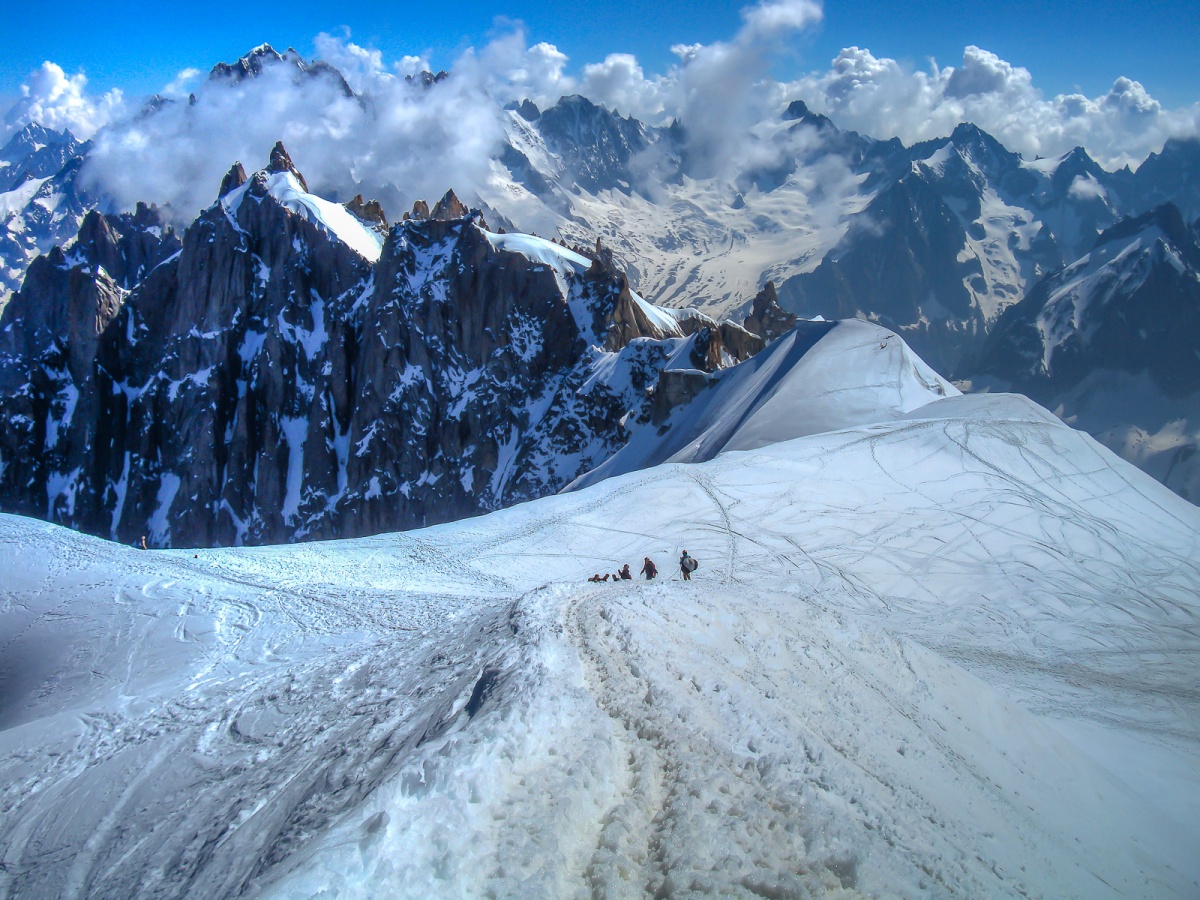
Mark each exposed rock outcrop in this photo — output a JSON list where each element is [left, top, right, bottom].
[[430, 189, 468, 221], [344, 194, 387, 227], [219, 162, 247, 197], [267, 141, 307, 191], [742, 281, 797, 342]]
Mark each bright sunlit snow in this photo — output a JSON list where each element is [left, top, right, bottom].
[[2, 356, 1197, 897]]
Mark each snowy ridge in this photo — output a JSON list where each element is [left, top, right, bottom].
[[1, 389, 1197, 897], [222, 172, 383, 262], [574, 318, 958, 488]]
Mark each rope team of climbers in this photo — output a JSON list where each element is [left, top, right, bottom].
[[587, 551, 698, 583]]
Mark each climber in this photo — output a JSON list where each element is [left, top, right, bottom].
[[640, 557, 658, 580], [680, 550, 698, 580]]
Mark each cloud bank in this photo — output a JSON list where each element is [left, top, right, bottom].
[[4, 0, 1197, 224], [4, 62, 124, 139], [784, 45, 1199, 170]]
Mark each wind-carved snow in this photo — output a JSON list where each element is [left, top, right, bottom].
[[1, 387, 1197, 898], [484, 231, 591, 272], [223, 172, 383, 262], [575, 318, 958, 489]]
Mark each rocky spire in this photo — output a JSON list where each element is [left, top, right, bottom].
[[267, 141, 308, 192], [218, 162, 247, 197], [430, 189, 468, 221], [742, 281, 796, 342], [344, 194, 387, 227]]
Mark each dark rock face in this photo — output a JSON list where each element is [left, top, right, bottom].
[[973, 204, 1200, 397], [0, 157, 745, 547], [1121, 137, 1200, 221], [344, 194, 387, 227], [968, 203, 1200, 502], [773, 122, 1127, 374], [776, 172, 986, 376], [268, 142, 308, 191], [526, 94, 666, 195], [0, 124, 86, 192], [218, 162, 248, 197], [430, 189, 468, 221]]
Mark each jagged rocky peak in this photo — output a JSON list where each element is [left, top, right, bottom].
[[743, 281, 797, 342], [344, 194, 387, 227], [267, 141, 308, 192], [782, 100, 835, 131], [74, 208, 120, 256], [405, 70, 449, 88], [218, 161, 248, 197], [508, 98, 541, 121], [1, 123, 74, 160], [430, 189, 468, 221], [1077, 202, 1191, 261], [208, 44, 355, 98], [209, 44, 287, 81]]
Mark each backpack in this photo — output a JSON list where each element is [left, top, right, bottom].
[[683, 556, 698, 572]]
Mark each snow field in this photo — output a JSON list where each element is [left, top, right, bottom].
[[2, 388, 1199, 898]]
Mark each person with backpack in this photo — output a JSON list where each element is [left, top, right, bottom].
[[680, 550, 698, 580], [619, 564, 632, 580], [640, 557, 658, 580]]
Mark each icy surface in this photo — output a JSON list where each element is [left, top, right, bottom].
[[1, 393, 1198, 898]]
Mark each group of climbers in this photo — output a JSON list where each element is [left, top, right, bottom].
[[587, 551, 698, 583]]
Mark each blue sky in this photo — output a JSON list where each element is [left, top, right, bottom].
[[2, 0, 1197, 110]]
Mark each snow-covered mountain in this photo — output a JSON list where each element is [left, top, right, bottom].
[[0, 124, 95, 301], [2, 45, 1200, 505], [968, 203, 1200, 502], [2, 370, 1197, 897], [0, 144, 773, 547]]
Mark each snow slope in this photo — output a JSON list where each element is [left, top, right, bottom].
[[1, 393, 1198, 897], [576, 318, 959, 489]]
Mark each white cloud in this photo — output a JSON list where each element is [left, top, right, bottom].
[[740, 0, 823, 41], [76, 35, 514, 223], [579, 54, 668, 121], [6, 13, 1199, 226], [4, 61, 123, 139], [161, 68, 201, 100], [787, 45, 1200, 168]]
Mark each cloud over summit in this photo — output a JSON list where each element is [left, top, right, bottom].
[[4, 1, 1197, 223]]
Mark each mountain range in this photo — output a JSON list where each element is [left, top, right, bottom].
[[1, 46, 1198, 898], [1, 43, 1198, 544]]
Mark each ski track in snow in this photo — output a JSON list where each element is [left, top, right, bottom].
[[2, 398, 1200, 898]]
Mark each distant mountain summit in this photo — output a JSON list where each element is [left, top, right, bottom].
[[970, 203, 1200, 500]]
